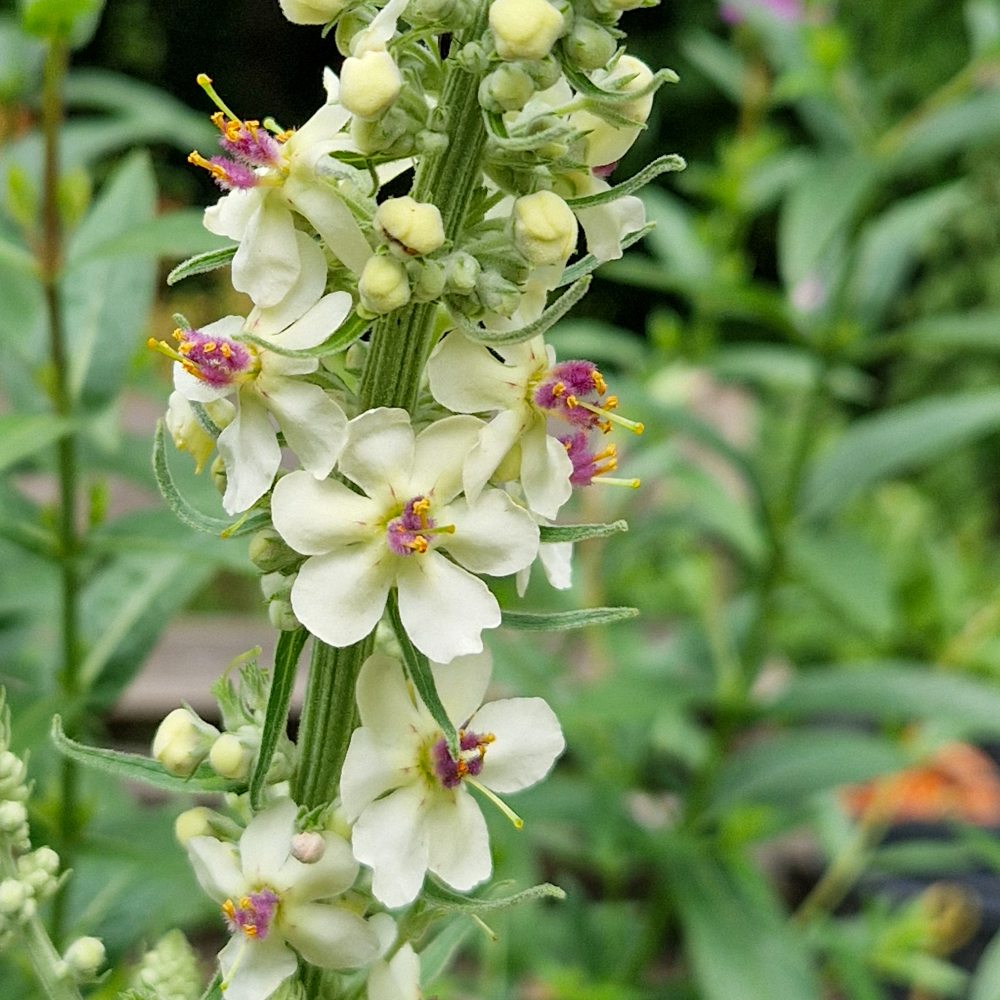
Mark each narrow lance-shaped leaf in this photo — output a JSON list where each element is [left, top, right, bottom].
[[557, 224, 654, 288], [387, 592, 459, 759], [249, 628, 308, 810], [51, 717, 238, 793], [502, 606, 639, 630], [423, 880, 566, 913], [539, 520, 628, 544], [563, 155, 686, 210], [167, 245, 238, 285], [237, 311, 371, 359]]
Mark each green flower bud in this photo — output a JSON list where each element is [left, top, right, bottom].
[[526, 53, 563, 89], [341, 50, 402, 119], [152, 708, 219, 778], [411, 260, 447, 301], [479, 64, 536, 112], [62, 937, 106, 980], [268, 598, 301, 632], [17, 847, 60, 900], [248, 528, 299, 573], [210, 455, 227, 496], [476, 270, 522, 316], [565, 19, 618, 70], [489, 0, 565, 60], [260, 570, 293, 602], [0, 879, 28, 917], [359, 255, 412, 314], [0, 750, 28, 800], [133, 930, 202, 1000], [513, 190, 578, 265], [376, 197, 446, 256], [445, 251, 481, 293], [0, 800, 28, 839]]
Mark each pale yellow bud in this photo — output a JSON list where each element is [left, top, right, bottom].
[[0, 879, 28, 916], [209, 733, 253, 781], [376, 197, 446, 256], [164, 392, 233, 475], [489, 0, 565, 60], [174, 807, 215, 846], [359, 255, 412, 314], [513, 190, 578, 265], [152, 708, 219, 778], [291, 831, 327, 864], [63, 937, 106, 979], [340, 50, 402, 119], [278, 0, 348, 24], [571, 55, 655, 167]]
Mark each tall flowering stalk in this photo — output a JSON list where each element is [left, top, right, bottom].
[[142, 0, 680, 997]]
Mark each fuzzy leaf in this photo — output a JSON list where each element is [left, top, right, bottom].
[[166, 245, 238, 285], [501, 606, 639, 630], [563, 155, 686, 210], [423, 880, 565, 913], [539, 520, 628, 543], [557, 223, 655, 288]]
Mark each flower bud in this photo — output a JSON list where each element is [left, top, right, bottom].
[[210, 455, 227, 496], [278, 0, 348, 24], [565, 19, 618, 70], [174, 807, 216, 846], [376, 197, 446, 257], [340, 50, 402, 119], [476, 270, 522, 316], [134, 930, 202, 999], [249, 528, 299, 573], [291, 831, 327, 864], [209, 733, 254, 781], [165, 392, 234, 475], [152, 708, 219, 778], [513, 190, 578, 265], [479, 64, 536, 112], [260, 571, 293, 602], [571, 55, 655, 167], [268, 598, 301, 632], [0, 800, 28, 835], [0, 879, 28, 916], [17, 847, 60, 899], [62, 937, 106, 979], [0, 750, 28, 799], [489, 0, 565, 60], [526, 53, 563, 90], [359, 255, 412, 314]]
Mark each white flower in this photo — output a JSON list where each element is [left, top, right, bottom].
[[187, 800, 379, 1000], [279, 0, 348, 24], [195, 70, 372, 306], [563, 170, 646, 262], [340, 651, 565, 907], [158, 233, 350, 514], [367, 913, 421, 1000], [270, 408, 540, 662]]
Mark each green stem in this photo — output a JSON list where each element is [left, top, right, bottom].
[[0, 848, 84, 1000], [39, 38, 80, 946]]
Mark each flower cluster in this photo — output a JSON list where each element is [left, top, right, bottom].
[[149, 0, 668, 995]]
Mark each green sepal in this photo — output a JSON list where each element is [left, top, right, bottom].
[[249, 628, 308, 810], [51, 716, 239, 793], [423, 879, 566, 913], [448, 276, 591, 347], [237, 311, 371, 359], [387, 592, 459, 759], [166, 245, 238, 285], [557, 224, 655, 288], [502, 606, 639, 630], [539, 519, 628, 543], [562, 59, 678, 105], [563, 154, 686, 210], [153, 421, 268, 539], [190, 401, 223, 439]]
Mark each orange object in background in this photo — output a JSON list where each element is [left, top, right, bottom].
[[842, 743, 1000, 826]]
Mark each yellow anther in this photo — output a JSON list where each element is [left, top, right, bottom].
[[565, 394, 578, 408], [592, 370, 607, 394], [188, 150, 229, 183], [605, 395, 618, 410], [220, 343, 233, 358], [408, 536, 429, 554], [412, 497, 431, 517], [222, 899, 236, 919]]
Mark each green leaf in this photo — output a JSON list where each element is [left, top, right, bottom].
[[78, 209, 231, 261], [778, 154, 879, 288], [849, 181, 968, 328], [641, 187, 714, 283], [556, 223, 655, 288], [562, 154, 686, 210], [419, 919, 474, 988], [539, 520, 628, 544], [801, 390, 1000, 518], [660, 838, 821, 1000], [167, 245, 238, 285], [449, 276, 591, 346], [423, 880, 565, 913], [63, 150, 157, 408], [387, 592, 459, 758], [249, 629, 308, 810], [501, 606, 639, 630], [51, 717, 237, 793], [0, 413, 72, 471], [680, 29, 746, 102], [20, 0, 102, 45], [895, 309, 1000, 354], [709, 730, 908, 812], [770, 662, 1000, 739], [789, 527, 895, 637], [237, 310, 371, 359]]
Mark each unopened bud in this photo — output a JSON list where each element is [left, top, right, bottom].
[[268, 598, 301, 632], [174, 807, 216, 846], [445, 252, 481, 293], [278, 0, 348, 24], [62, 937, 106, 979], [0, 879, 28, 916], [412, 260, 447, 301], [18, 847, 60, 898], [359, 255, 412, 314], [513, 190, 578, 265], [479, 64, 536, 112], [489, 0, 565, 60], [249, 528, 299, 573], [476, 271, 522, 316], [209, 733, 254, 781], [0, 801, 28, 835], [565, 20, 618, 70], [165, 393, 234, 475], [291, 831, 327, 864], [341, 50, 402, 119], [0, 750, 28, 798], [152, 707, 219, 778], [260, 571, 293, 602], [376, 197, 446, 257], [210, 455, 227, 496], [526, 53, 563, 90]]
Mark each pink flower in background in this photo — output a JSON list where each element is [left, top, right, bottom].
[[720, 0, 803, 24]]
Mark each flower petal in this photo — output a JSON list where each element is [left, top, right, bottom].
[[239, 799, 297, 884], [218, 392, 282, 514], [282, 902, 379, 969], [204, 188, 262, 241], [285, 175, 372, 275], [368, 943, 422, 1000], [425, 791, 491, 893], [275, 832, 359, 901], [245, 233, 327, 337], [396, 552, 500, 662], [232, 195, 301, 307], [411, 415, 483, 504], [351, 785, 430, 908], [442, 490, 540, 577], [473, 697, 565, 793], [430, 650, 492, 728], [355, 652, 423, 737], [290, 545, 394, 648], [339, 408, 414, 499], [519, 422, 573, 519], [272, 470, 379, 555], [272, 291, 353, 351], [173, 363, 232, 404], [340, 727, 413, 822], [218, 934, 297, 1000], [462, 408, 529, 504], [257, 376, 346, 479], [427, 331, 529, 413], [187, 836, 243, 903]]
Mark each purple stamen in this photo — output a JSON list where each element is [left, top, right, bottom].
[[431, 731, 493, 789], [222, 889, 280, 940], [176, 328, 256, 388], [561, 431, 617, 487], [533, 360, 609, 430], [386, 496, 434, 556]]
